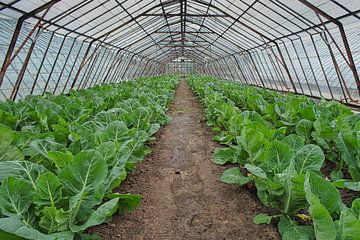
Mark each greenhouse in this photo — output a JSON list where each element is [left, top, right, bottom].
[[0, 0, 360, 239]]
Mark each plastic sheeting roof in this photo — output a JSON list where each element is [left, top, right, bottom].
[[0, 0, 360, 104], [1, 0, 358, 61]]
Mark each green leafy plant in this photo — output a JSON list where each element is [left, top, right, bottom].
[[188, 74, 360, 240], [0, 75, 180, 239]]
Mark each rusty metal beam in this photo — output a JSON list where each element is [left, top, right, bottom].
[[0, 0, 60, 87], [298, 0, 360, 95]]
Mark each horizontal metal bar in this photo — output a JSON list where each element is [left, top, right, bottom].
[[141, 13, 228, 17], [156, 31, 213, 34], [160, 44, 210, 47]]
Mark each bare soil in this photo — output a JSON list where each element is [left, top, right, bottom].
[[321, 160, 358, 206], [90, 77, 279, 239]]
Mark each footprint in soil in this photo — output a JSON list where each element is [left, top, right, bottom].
[[188, 212, 213, 234]]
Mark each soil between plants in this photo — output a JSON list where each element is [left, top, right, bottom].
[[90, 77, 279, 239]]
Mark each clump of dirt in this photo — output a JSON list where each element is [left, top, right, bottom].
[[89, 77, 279, 239]]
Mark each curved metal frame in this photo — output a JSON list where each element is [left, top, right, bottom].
[[0, 0, 359, 105]]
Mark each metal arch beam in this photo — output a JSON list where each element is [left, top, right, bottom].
[[146, 45, 209, 63], [124, 30, 230, 60], [160, 52, 204, 65], [109, 14, 244, 58], [298, 0, 360, 95], [149, 18, 244, 54], [70, 0, 181, 89], [167, 31, 235, 54], [154, 47, 211, 62], [114, 0, 171, 58], [94, 0, 180, 42], [0, 1, 161, 62], [107, 8, 246, 57], [151, 46, 206, 63], [0, 0, 60, 88], [137, 39, 217, 61], [208, 6, 360, 61], [142, 13, 228, 17], [107, 15, 167, 46], [191, 0, 297, 93], [159, 0, 178, 55], [201, 0, 258, 53], [130, 32, 222, 58]]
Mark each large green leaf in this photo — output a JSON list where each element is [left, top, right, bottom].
[[58, 150, 107, 222], [69, 198, 119, 232], [47, 151, 73, 170], [0, 161, 47, 190], [277, 166, 307, 214], [95, 141, 117, 164], [34, 172, 63, 209], [295, 144, 324, 174], [304, 172, 336, 240], [38, 207, 69, 234], [277, 215, 314, 240], [240, 127, 266, 163], [260, 140, 294, 173], [295, 119, 313, 141], [306, 171, 341, 214], [212, 146, 241, 165], [0, 123, 16, 147], [59, 150, 107, 195], [0, 144, 24, 161], [106, 193, 142, 214], [0, 217, 73, 240], [245, 164, 267, 179], [281, 134, 305, 152], [313, 117, 337, 142], [336, 207, 360, 240], [0, 177, 33, 219], [351, 198, 360, 218], [29, 138, 68, 159], [336, 133, 360, 181], [100, 120, 129, 143], [104, 141, 131, 192], [0, 123, 23, 161], [220, 167, 252, 185]]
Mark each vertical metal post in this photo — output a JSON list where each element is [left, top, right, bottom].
[[274, 42, 298, 93], [70, 43, 93, 90], [9, 35, 38, 100], [231, 55, 248, 84], [0, 0, 60, 87], [247, 52, 266, 88], [31, 32, 55, 94], [102, 50, 122, 84], [62, 41, 85, 94], [53, 38, 76, 94], [42, 35, 67, 95], [121, 54, 135, 80], [298, 0, 360, 95]]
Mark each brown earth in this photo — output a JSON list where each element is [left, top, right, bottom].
[[90, 77, 279, 240]]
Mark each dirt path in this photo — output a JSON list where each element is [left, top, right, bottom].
[[91, 77, 279, 239]]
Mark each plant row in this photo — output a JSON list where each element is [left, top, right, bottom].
[[187, 75, 360, 240], [0, 75, 179, 240], [209, 77, 360, 184]]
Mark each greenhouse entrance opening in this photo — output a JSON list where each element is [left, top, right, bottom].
[[165, 57, 198, 74]]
